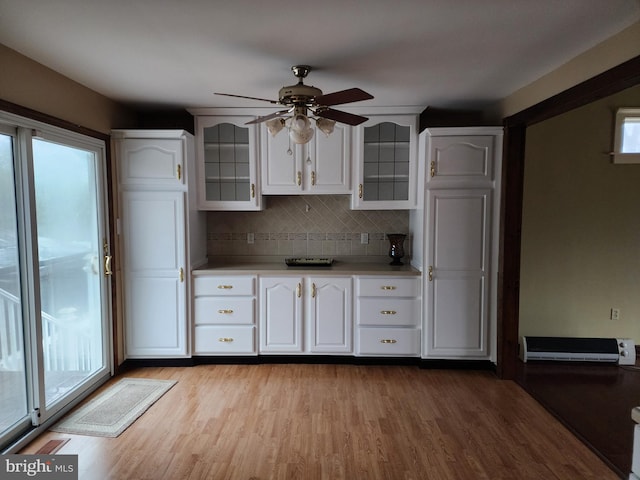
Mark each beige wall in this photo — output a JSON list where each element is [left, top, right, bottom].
[[497, 21, 640, 118], [519, 84, 640, 340], [0, 43, 135, 133]]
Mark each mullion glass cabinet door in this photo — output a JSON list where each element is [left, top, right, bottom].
[[196, 116, 262, 211], [353, 115, 417, 210]]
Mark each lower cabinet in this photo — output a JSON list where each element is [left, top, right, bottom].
[[191, 272, 422, 358], [355, 277, 421, 356], [193, 275, 257, 355], [259, 276, 352, 354]]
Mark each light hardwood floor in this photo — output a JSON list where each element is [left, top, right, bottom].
[[21, 364, 619, 479]]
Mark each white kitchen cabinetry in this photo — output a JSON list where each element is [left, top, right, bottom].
[[355, 276, 421, 356], [193, 115, 262, 211], [413, 127, 503, 360], [259, 276, 352, 354], [261, 122, 350, 194], [193, 275, 256, 355], [114, 130, 206, 358], [352, 115, 418, 209]]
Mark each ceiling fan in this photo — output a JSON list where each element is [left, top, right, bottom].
[[215, 65, 374, 144]]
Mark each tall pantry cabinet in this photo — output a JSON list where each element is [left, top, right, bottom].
[[113, 130, 206, 358], [411, 127, 503, 361]]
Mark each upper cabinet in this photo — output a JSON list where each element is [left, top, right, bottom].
[[116, 136, 185, 187], [194, 115, 263, 211], [261, 122, 351, 194], [426, 133, 496, 186], [352, 115, 418, 210]]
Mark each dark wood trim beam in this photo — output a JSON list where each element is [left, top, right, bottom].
[[497, 124, 526, 379], [505, 55, 640, 128]]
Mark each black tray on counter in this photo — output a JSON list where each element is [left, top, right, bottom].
[[285, 257, 334, 267]]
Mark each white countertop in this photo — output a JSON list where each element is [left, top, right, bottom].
[[192, 257, 421, 276]]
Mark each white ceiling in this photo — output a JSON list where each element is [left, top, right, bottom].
[[1, 0, 639, 114]]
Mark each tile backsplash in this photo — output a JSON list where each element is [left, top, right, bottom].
[[206, 195, 410, 259]]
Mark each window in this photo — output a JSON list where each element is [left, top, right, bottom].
[[612, 108, 640, 164]]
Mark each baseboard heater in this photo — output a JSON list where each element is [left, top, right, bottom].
[[519, 336, 636, 365]]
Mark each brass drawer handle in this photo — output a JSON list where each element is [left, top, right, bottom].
[[218, 309, 234, 314], [380, 339, 397, 344], [218, 337, 234, 343], [380, 310, 397, 315], [218, 285, 233, 289], [381, 286, 396, 290]]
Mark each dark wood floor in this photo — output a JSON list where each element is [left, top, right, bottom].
[[517, 360, 640, 478]]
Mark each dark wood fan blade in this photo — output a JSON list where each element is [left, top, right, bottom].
[[316, 108, 368, 126], [315, 88, 373, 106], [215, 92, 279, 104], [245, 109, 291, 124]]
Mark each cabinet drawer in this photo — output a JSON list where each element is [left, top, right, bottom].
[[357, 298, 420, 326], [193, 276, 255, 296], [194, 325, 255, 354], [357, 277, 420, 297], [194, 298, 255, 325], [356, 328, 420, 356]]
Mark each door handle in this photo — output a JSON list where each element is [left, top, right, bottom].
[[104, 255, 113, 276], [103, 239, 112, 276], [428, 266, 433, 282]]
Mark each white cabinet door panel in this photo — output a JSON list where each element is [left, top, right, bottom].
[[123, 191, 185, 272], [126, 276, 185, 354], [431, 276, 485, 354], [308, 277, 352, 353], [121, 190, 187, 357], [428, 135, 494, 184], [432, 194, 487, 271], [118, 138, 183, 185], [425, 189, 491, 358], [260, 277, 303, 353]]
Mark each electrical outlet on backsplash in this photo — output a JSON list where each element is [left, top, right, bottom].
[[205, 195, 411, 259]]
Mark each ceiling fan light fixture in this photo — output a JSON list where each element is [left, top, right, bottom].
[[289, 111, 315, 144], [266, 117, 285, 136], [316, 117, 336, 136]]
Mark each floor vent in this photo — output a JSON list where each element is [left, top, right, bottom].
[[519, 336, 636, 365]]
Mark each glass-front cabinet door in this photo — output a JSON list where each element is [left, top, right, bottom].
[[352, 115, 418, 210], [195, 116, 262, 211]]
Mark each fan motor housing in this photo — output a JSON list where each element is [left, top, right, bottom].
[[279, 84, 323, 106]]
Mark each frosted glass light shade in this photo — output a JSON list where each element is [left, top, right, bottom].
[[289, 113, 314, 144], [266, 118, 285, 137], [316, 117, 336, 136]]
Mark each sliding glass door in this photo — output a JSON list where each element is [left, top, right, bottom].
[[0, 128, 30, 445], [32, 137, 109, 408], [0, 115, 112, 449]]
